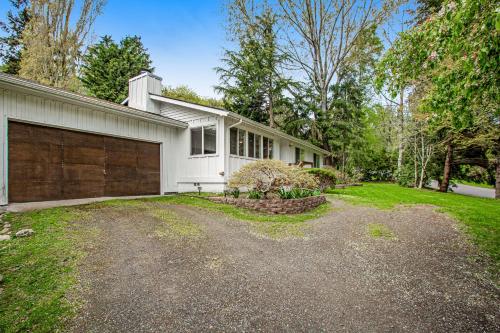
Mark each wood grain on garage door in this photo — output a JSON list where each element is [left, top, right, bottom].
[[8, 122, 64, 202], [8, 121, 161, 203]]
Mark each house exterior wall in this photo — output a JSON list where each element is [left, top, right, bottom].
[[161, 103, 226, 193], [0, 87, 181, 204]]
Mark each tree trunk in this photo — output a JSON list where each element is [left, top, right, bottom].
[[440, 142, 453, 192], [397, 89, 405, 176], [496, 156, 500, 199], [414, 135, 418, 187]]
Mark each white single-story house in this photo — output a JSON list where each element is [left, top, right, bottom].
[[0, 71, 328, 204]]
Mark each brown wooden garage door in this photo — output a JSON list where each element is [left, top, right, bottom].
[[8, 121, 161, 202]]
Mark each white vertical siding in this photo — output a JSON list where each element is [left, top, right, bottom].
[[0, 87, 180, 204], [175, 115, 226, 192]]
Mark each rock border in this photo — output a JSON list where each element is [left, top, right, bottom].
[[209, 195, 327, 215]]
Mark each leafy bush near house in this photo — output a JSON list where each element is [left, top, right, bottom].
[[248, 189, 264, 199], [228, 160, 319, 198], [278, 187, 321, 199], [229, 188, 240, 198], [303, 168, 337, 190]]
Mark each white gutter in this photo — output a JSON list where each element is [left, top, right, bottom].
[[150, 94, 229, 117], [0, 73, 188, 128], [227, 113, 330, 155], [227, 118, 243, 129]]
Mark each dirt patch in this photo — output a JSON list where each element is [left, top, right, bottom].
[[68, 199, 499, 332]]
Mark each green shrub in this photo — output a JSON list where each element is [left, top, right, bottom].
[[248, 190, 263, 199], [304, 168, 337, 190], [229, 188, 240, 198], [278, 187, 321, 199]]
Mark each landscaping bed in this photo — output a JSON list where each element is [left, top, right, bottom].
[[209, 195, 326, 214]]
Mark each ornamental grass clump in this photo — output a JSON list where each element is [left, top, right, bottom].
[[228, 160, 319, 198]]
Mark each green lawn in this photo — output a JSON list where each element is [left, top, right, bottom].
[[0, 208, 95, 333], [326, 183, 500, 270]]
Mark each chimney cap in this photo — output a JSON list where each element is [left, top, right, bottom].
[[129, 70, 163, 82]]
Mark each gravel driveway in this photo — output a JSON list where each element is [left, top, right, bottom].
[[69, 199, 499, 332]]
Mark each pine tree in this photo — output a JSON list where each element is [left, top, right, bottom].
[[0, 0, 30, 74], [215, 8, 289, 128], [80, 35, 153, 103]]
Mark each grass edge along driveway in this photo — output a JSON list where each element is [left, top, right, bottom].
[[326, 183, 500, 274], [0, 196, 330, 333]]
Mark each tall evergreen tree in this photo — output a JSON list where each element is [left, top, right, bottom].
[[80, 35, 153, 103], [215, 7, 289, 128], [0, 0, 30, 74]]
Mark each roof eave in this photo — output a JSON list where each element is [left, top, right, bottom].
[[227, 113, 330, 155], [150, 94, 229, 117], [0, 73, 188, 129]]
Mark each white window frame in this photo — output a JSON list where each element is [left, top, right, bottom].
[[230, 128, 262, 160], [190, 124, 217, 157], [263, 136, 274, 159]]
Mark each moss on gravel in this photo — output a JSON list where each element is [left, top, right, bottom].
[[367, 223, 396, 239], [151, 208, 203, 239]]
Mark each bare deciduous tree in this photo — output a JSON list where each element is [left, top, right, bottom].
[[278, 0, 399, 116], [19, 0, 105, 90]]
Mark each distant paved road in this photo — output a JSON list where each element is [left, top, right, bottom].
[[430, 180, 495, 199]]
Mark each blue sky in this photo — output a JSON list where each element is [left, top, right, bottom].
[[92, 0, 228, 97], [0, 0, 229, 97], [1, 0, 415, 99]]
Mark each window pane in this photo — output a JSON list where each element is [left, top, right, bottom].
[[268, 139, 273, 159], [295, 147, 301, 163], [230, 128, 237, 155], [255, 135, 261, 158], [300, 149, 305, 161], [248, 132, 254, 158], [313, 153, 319, 168], [190, 127, 202, 155], [204, 125, 216, 154], [238, 130, 246, 156], [263, 137, 269, 159]]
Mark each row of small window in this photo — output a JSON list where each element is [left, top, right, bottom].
[[230, 128, 273, 159]]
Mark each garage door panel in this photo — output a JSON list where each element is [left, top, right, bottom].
[[9, 181, 62, 202], [9, 121, 161, 202], [64, 147, 105, 165], [63, 130, 104, 148], [33, 126, 63, 145], [105, 166, 138, 181], [10, 161, 62, 180], [9, 142, 63, 164], [137, 153, 160, 170], [62, 180, 105, 199], [105, 180, 140, 196], [8, 122, 33, 141], [137, 143, 160, 170], [137, 169, 161, 182], [137, 181, 161, 194], [104, 137, 137, 152], [105, 151, 137, 167], [63, 164, 105, 181]]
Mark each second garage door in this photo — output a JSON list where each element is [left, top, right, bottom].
[[8, 121, 161, 203]]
